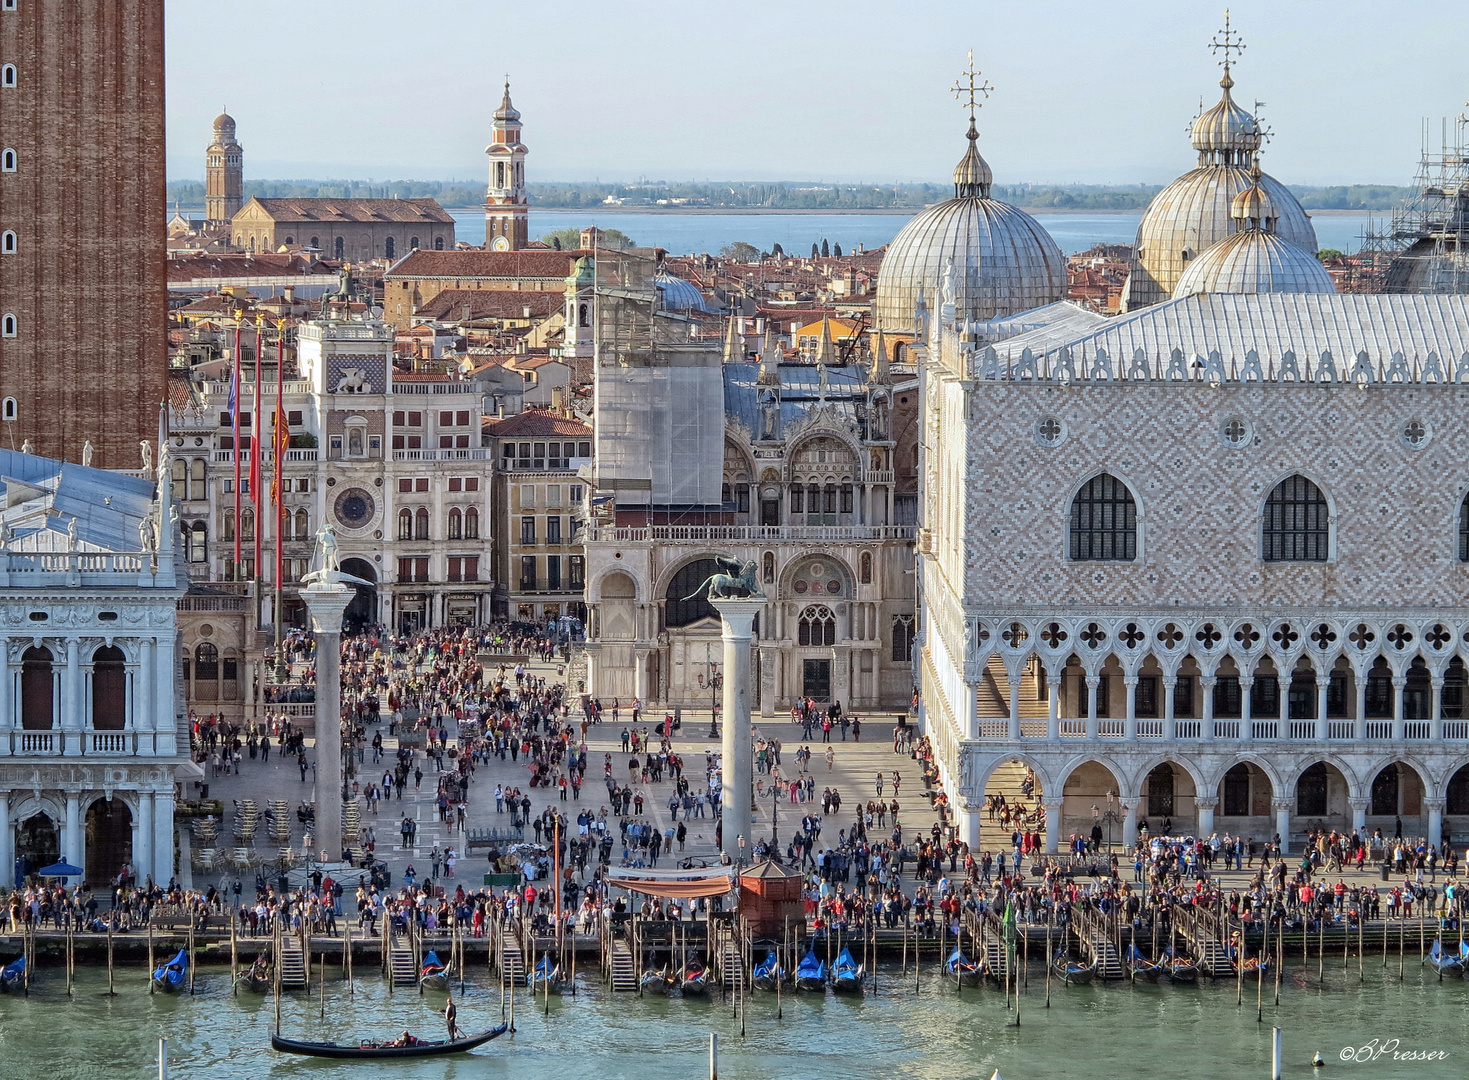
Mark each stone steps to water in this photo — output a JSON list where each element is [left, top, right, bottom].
[[278, 940, 306, 989], [610, 940, 638, 992], [387, 934, 417, 986]]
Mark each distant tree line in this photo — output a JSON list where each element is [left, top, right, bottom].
[[165, 178, 1418, 213]]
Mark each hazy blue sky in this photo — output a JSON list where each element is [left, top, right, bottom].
[[165, 0, 1468, 186]]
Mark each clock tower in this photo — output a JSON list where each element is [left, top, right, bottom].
[[484, 81, 529, 251]]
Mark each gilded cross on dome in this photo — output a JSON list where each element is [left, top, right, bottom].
[[1209, 11, 1246, 83], [951, 50, 992, 121]]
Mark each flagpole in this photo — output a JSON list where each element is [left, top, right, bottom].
[[252, 316, 265, 685], [231, 318, 242, 575], [273, 319, 287, 684]]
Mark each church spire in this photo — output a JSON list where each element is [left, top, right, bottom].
[[950, 50, 994, 198], [485, 77, 528, 251]]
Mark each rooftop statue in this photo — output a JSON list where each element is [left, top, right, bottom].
[[684, 556, 762, 601]]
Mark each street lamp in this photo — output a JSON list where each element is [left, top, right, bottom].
[[1096, 789, 1123, 850], [737, 833, 746, 870], [700, 641, 721, 739], [770, 781, 780, 855]]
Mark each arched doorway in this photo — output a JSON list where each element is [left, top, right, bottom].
[[1059, 760, 1123, 850], [1217, 761, 1273, 823], [981, 758, 1045, 851], [85, 797, 133, 884], [1142, 762, 1198, 836], [15, 812, 58, 881], [665, 558, 720, 628], [1293, 761, 1351, 833], [1368, 762, 1424, 832], [340, 558, 377, 633]]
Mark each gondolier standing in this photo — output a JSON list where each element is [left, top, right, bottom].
[[444, 997, 459, 1041]]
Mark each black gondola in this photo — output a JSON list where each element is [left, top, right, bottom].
[[270, 1024, 508, 1059], [1124, 944, 1163, 983]]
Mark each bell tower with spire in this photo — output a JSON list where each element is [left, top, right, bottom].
[[484, 80, 529, 251], [205, 109, 244, 229]]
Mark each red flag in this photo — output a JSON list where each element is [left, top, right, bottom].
[[272, 321, 288, 594], [231, 320, 242, 573], [251, 317, 263, 576]]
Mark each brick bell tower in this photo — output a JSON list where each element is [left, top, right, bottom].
[[484, 80, 528, 251], [205, 110, 244, 229]]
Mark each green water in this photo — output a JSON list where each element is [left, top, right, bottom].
[[1, 962, 1464, 1080]]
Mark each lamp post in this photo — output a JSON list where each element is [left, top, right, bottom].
[[737, 834, 746, 871], [770, 781, 779, 853], [1098, 790, 1123, 851], [700, 641, 722, 739]]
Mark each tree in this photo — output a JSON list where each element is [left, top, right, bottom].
[[772, 242, 784, 258], [1317, 248, 1346, 262], [811, 243, 819, 259], [719, 241, 760, 262], [820, 238, 830, 257], [539, 226, 637, 251], [832, 242, 843, 257]]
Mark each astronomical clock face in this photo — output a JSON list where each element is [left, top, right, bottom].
[[333, 487, 375, 530], [491, 235, 511, 252]]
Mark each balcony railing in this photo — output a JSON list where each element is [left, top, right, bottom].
[[14, 732, 56, 755], [586, 524, 916, 544], [392, 449, 489, 461], [7, 730, 158, 755], [973, 716, 1469, 742]]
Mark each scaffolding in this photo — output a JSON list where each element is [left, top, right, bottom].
[[1371, 115, 1469, 294]]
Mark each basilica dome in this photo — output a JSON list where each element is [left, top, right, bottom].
[[875, 120, 1066, 333], [1173, 171, 1335, 298], [654, 270, 708, 313], [1120, 62, 1315, 311]]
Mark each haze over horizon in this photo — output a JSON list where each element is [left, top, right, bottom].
[[166, 0, 1468, 188]]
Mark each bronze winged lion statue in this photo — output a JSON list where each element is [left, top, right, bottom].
[[684, 556, 761, 601]]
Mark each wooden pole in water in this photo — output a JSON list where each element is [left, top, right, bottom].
[[1317, 910, 1323, 985], [346, 915, 354, 997], [1045, 902, 1052, 1007], [1256, 914, 1265, 1022], [1273, 918, 1281, 1006], [1358, 903, 1364, 982], [273, 924, 282, 1036], [1398, 906, 1405, 980], [1236, 918, 1244, 1005], [66, 919, 73, 997], [230, 914, 238, 994], [1382, 896, 1388, 967], [107, 918, 116, 996], [319, 950, 325, 1019], [148, 922, 155, 995], [189, 917, 197, 996]]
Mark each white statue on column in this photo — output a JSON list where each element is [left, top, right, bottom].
[[301, 522, 371, 587]]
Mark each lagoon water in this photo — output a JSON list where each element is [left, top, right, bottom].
[[450, 209, 1378, 260], [2, 962, 1462, 1080]]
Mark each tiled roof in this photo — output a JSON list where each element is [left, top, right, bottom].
[[385, 249, 588, 280], [244, 197, 454, 224], [415, 289, 563, 321], [168, 254, 331, 282], [482, 409, 592, 438]]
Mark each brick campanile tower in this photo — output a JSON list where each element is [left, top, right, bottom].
[[205, 111, 244, 230], [0, 0, 167, 469]]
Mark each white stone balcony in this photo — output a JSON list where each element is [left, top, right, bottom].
[[586, 524, 916, 544], [5, 729, 174, 756]]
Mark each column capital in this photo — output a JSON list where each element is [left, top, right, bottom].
[[1391, 675, 1408, 689], [1199, 675, 1217, 688], [1421, 799, 1445, 814], [1195, 796, 1219, 811], [1085, 674, 1100, 687], [1348, 797, 1370, 811], [1123, 675, 1139, 687], [300, 582, 354, 634], [1271, 800, 1293, 814], [1162, 675, 1178, 688]]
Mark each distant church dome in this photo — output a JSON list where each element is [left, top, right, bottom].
[[875, 111, 1065, 333], [1173, 167, 1335, 298], [654, 271, 708, 313], [213, 111, 236, 134], [1120, 19, 1316, 310]]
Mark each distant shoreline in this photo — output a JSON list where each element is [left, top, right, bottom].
[[170, 205, 1376, 218]]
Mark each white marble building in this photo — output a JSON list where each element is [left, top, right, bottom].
[[915, 291, 1469, 854], [0, 447, 186, 887]]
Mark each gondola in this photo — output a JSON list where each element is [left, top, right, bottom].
[[0, 956, 24, 993], [831, 948, 865, 995], [235, 955, 272, 993], [153, 948, 188, 993], [680, 959, 710, 996], [795, 949, 827, 992], [1124, 944, 1163, 983], [640, 966, 676, 995], [531, 954, 566, 994], [1164, 947, 1199, 984], [420, 950, 448, 991], [1052, 951, 1096, 985], [1424, 939, 1464, 977], [752, 950, 785, 991], [1460, 939, 1469, 975], [270, 1024, 507, 1059], [945, 947, 983, 987]]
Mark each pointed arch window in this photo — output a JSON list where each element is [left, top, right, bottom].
[[1069, 473, 1137, 561], [1263, 475, 1328, 562], [798, 605, 837, 647]]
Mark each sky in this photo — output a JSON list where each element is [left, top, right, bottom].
[[165, 0, 1469, 187]]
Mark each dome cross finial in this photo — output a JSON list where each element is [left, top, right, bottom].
[[951, 50, 993, 128], [1209, 11, 1246, 89]]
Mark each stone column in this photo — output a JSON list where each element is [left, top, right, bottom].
[[1046, 677, 1060, 741], [1391, 676, 1406, 740], [1430, 677, 1444, 741], [1239, 677, 1254, 742], [0, 638, 10, 757], [1425, 800, 1445, 849], [64, 638, 82, 754], [1007, 667, 1021, 739], [1121, 798, 1139, 849], [961, 802, 982, 850], [1085, 675, 1099, 739], [758, 647, 775, 719], [712, 597, 765, 866], [633, 648, 650, 703], [1043, 798, 1064, 854], [1273, 800, 1291, 856], [1200, 676, 1216, 741], [0, 795, 8, 888], [64, 789, 81, 868], [1315, 675, 1331, 740], [153, 789, 176, 885], [136, 791, 154, 883], [962, 681, 979, 740], [1197, 796, 1217, 839], [1162, 676, 1177, 741], [1123, 676, 1138, 739], [1349, 797, 1368, 834], [1354, 672, 1368, 740], [302, 582, 353, 865]]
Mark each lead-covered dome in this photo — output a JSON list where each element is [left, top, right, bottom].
[[1189, 72, 1260, 161], [876, 119, 1065, 333], [1173, 166, 1334, 298], [654, 270, 708, 313]]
